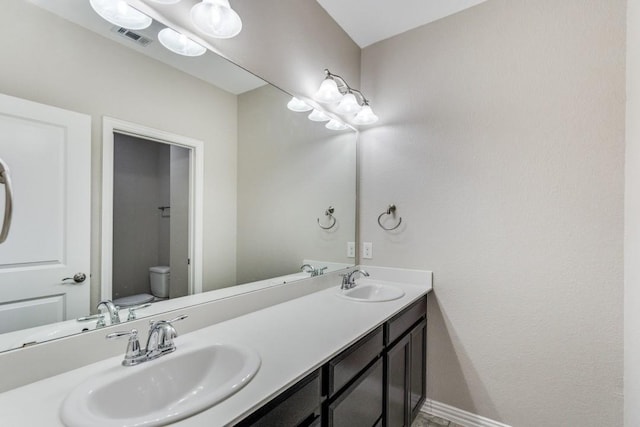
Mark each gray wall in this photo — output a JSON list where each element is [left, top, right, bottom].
[[359, 1, 625, 425], [113, 134, 168, 298], [236, 85, 356, 284], [0, 0, 239, 309], [625, 0, 640, 425]]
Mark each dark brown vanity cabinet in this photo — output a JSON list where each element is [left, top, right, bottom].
[[385, 299, 427, 427], [235, 296, 427, 427], [236, 370, 323, 427]]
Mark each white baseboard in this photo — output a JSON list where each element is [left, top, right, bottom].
[[421, 399, 512, 427]]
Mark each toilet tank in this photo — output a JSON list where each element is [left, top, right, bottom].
[[149, 266, 170, 298]]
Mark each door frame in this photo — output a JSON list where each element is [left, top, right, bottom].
[[100, 117, 204, 300]]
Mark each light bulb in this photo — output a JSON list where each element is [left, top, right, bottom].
[[353, 105, 379, 125], [308, 109, 330, 122], [191, 0, 242, 39], [335, 93, 362, 114], [326, 119, 348, 131], [158, 28, 206, 56], [287, 97, 313, 112], [89, 0, 152, 30], [314, 78, 343, 103]]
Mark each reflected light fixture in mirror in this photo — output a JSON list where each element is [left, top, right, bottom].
[[287, 97, 313, 112], [326, 119, 348, 131], [308, 109, 330, 122], [191, 0, 243, 39], [89, 0, 152, 30], [158, 28, 207, 56]]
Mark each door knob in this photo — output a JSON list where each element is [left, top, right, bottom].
[[62, 273, 87, 283]]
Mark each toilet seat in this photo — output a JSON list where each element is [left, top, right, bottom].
[[113, 293, 154, 308]]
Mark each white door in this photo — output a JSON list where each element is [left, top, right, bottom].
[[0, 93, 91, 334]]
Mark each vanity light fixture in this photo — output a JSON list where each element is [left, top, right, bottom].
[[325, 119, 348, 131], [353, 103, 379, 125], [191, 0, 243, 39], [89, 0, 152, 30], [287, 97, 313, 112], [308, 109, 331, 122], [314, 78, 343, 103], [335, 92, 362, 115], [158, 28, 207, 56], [315, 69, 379, 125]]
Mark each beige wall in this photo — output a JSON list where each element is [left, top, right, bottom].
[[236, 85, 356, 284], [626, 0, 640, 425], [0, 1, 239, 309], [360, 0, 625, 425]]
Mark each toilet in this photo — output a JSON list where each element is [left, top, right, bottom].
[[113, 266, 170, 308]]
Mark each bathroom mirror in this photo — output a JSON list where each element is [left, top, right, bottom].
[[0, 0, 356, 352]]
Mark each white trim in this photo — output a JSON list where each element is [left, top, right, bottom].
[[422, 400, 512, 427], [100, 117, 204, 301]]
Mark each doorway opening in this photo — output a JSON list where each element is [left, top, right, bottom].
[[101, 118, 203, 307]]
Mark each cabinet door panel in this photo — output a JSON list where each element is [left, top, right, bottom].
[[328, 358, 383, 427], [410, 320, 427, 421], [386, 334, 411, 427]]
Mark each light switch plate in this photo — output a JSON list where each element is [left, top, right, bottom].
[[362, 242, 373, 259], [347, 242, 355, 258]]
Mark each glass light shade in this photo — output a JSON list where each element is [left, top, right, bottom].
[[149, 0, 181, 3], [89, 0, 152, 30], [314, 78, 343, 103], [308, 109, 330, 122], [325, 119, 348, 131], [158, 28, 206, 56], [335, 93, 362, 114], [190, 0, 242, 39], [287, 97, 313, 112], [353, 105, 379, 125]]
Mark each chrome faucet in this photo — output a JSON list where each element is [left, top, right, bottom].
[[107, 315, 188, 366], [97, 300, 120, 325], [145, 315, 188, 360], [301, 264, 316, 275], [301, 264, 329, 277], [341, 269, 370, 290]]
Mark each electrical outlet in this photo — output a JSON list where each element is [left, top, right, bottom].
[[363, 242, 373, 259], [347, 242, 355, 258]]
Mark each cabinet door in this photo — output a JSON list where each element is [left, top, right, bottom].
[[385, 334, 411, 427], [409, 320, 427, 422], [327, 358, 383, 427]]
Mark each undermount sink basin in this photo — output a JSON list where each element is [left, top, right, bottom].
[[60, 343, 261, 427], [338, 281, 405, 302]]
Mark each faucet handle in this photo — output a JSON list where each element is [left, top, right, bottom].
[[127, 303, 152, 321], [106, 329, 143, 366], [318, 267, 328, 275]]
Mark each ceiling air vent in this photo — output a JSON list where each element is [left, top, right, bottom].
[[111, 26, 153, 47]]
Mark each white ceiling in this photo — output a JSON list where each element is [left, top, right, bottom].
[[316, 0, 489, 48]]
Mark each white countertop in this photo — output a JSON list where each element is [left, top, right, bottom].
[[0, 275, 431, 426]]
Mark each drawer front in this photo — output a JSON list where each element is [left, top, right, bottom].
[[385, 297, 426, 345], [238, 370, 321, 427], [327, 326, 384, 396], [327, 358, 384, 427]]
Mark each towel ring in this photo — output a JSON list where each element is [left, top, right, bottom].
[[317, 206, 337, 230], [377, 204, 402, 231]]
